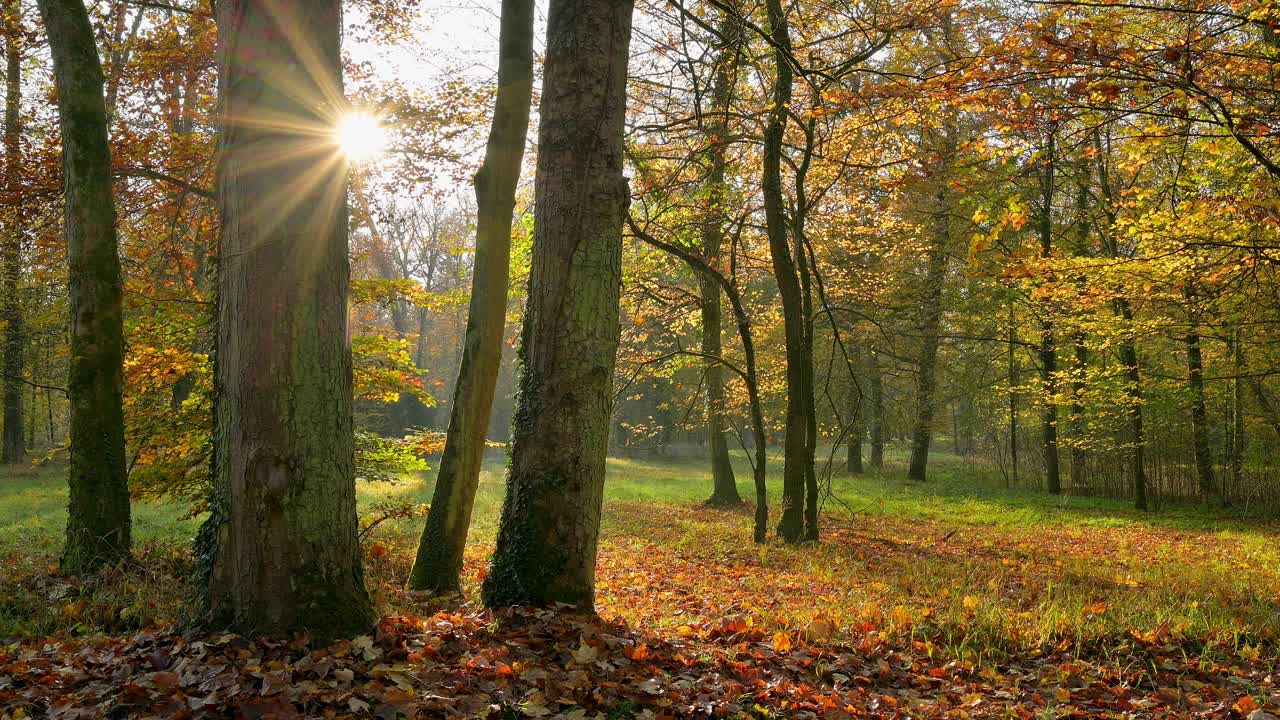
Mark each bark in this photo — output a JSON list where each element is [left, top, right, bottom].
[[409, 0, 534, 593], [629, 222, 769, 542], [847, 377, 863, 474], [868, 346, 884, 469], [1184, 311, 1220, 503], [906, 197, 948, 481], [1069, 332, 1087, 490], [481, 0, 633, 610], [202, 0, 373, 641], [1230, 330, 1244, 490], [1008, 302, 1019, 486], [701, 7, 742, 506], [761, 0, 813, 542], [2, 0, 23, 463], [38, 0, 131, 573], [1095, 130, 1147, 509], [1038, 128, 1061, 496]]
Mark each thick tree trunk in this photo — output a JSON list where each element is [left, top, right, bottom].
[[2, 0, 24, 464], [408, 0, 534, 594], [202, 0, 373, 641], [481, 0, 633, 610], [38, 0, 131, 573]]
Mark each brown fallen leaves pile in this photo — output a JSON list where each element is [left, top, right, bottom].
[[1, 601, 1276, 719]]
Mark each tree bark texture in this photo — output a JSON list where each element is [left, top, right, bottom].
[[2, 0, 24, 464], [37, 0, 131, 573], [481, 0, 634, 610], [203, 0, 373, 640]]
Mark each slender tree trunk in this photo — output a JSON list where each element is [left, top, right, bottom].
[[761, 0, 813, 542], [481, 0, 634, 610], [1095, 129, 1146, 509], [1, 0, 23, 464], [699, 6, 741, 506], [906, 199, 948, 481], [1230, 329, 1244, 492], [869, 345, 884, 469], [1038, 127, 1061, 496], [1008, 301, 1019, 486], [201, 0, 373, 641], [1184, 309, 1220, 503], [847, 377, 863, 474], [408, 0, 534, 593], [1069, 332, 1087, 490], [38, 0, 131, 572]]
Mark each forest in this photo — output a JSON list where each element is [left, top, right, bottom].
[[1, 0, 1279, 717]]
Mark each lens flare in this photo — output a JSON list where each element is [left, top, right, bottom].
[[335, 111, 389, 164]]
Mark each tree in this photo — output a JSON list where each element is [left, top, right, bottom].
[[409, 0, 535, 594], [37, 0, 131, 572], [699, 5, 743, 507], [481, 0, 634, 610], [200, 0, 373, 640], [1, 0, 23, 464]]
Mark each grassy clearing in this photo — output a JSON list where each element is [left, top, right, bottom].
[[2, 445, 1278, 670]]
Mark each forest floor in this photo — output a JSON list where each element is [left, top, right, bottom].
[[1, 449, 1278, 718]]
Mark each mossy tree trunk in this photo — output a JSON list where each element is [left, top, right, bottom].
[[1038, 127, 1061, 496], [868, 346, 884, 469], [202, 0, 373, 641], [1184, 304, 1221, 504], [906, 196, 949, 482], [2, 0, 24, 464], [38, 0, 131, 573], [481, 0, 634, 610], [409, 0, 534, 594]]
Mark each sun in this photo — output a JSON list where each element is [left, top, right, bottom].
[[335, 111, 389, 164]]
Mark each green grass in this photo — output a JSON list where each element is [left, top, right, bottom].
[[3, 444, 1278, 666]]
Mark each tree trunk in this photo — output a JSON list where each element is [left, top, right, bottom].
[[1069, 332, 1087, 490], [1230, 330, 1244, 492], [38, 0, 131, 573], [201, 0, 373, 641], [2, 0, 23, 464], [1184, 314, 1220, 503], [700, 6, 741, 506], [408, 0, 534, 594], [761, 0, 813, 543], [1038, 127, 1061, 496], [906, 199, 948, 482], [1095, 129, 1147, 509], [869, 345, 884, 469], [481, 0, 633, 610], [847, 378, 863, 474], [1008, 302, 1019, 486]]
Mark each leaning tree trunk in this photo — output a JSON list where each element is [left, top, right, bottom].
[[38, 0, 131, 573], [201, 0, 373, 641], [700, 5, 742, 506], [2, 0, 24, 464], [408, 0, 534, 594], [481, 0, 634, 610]]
